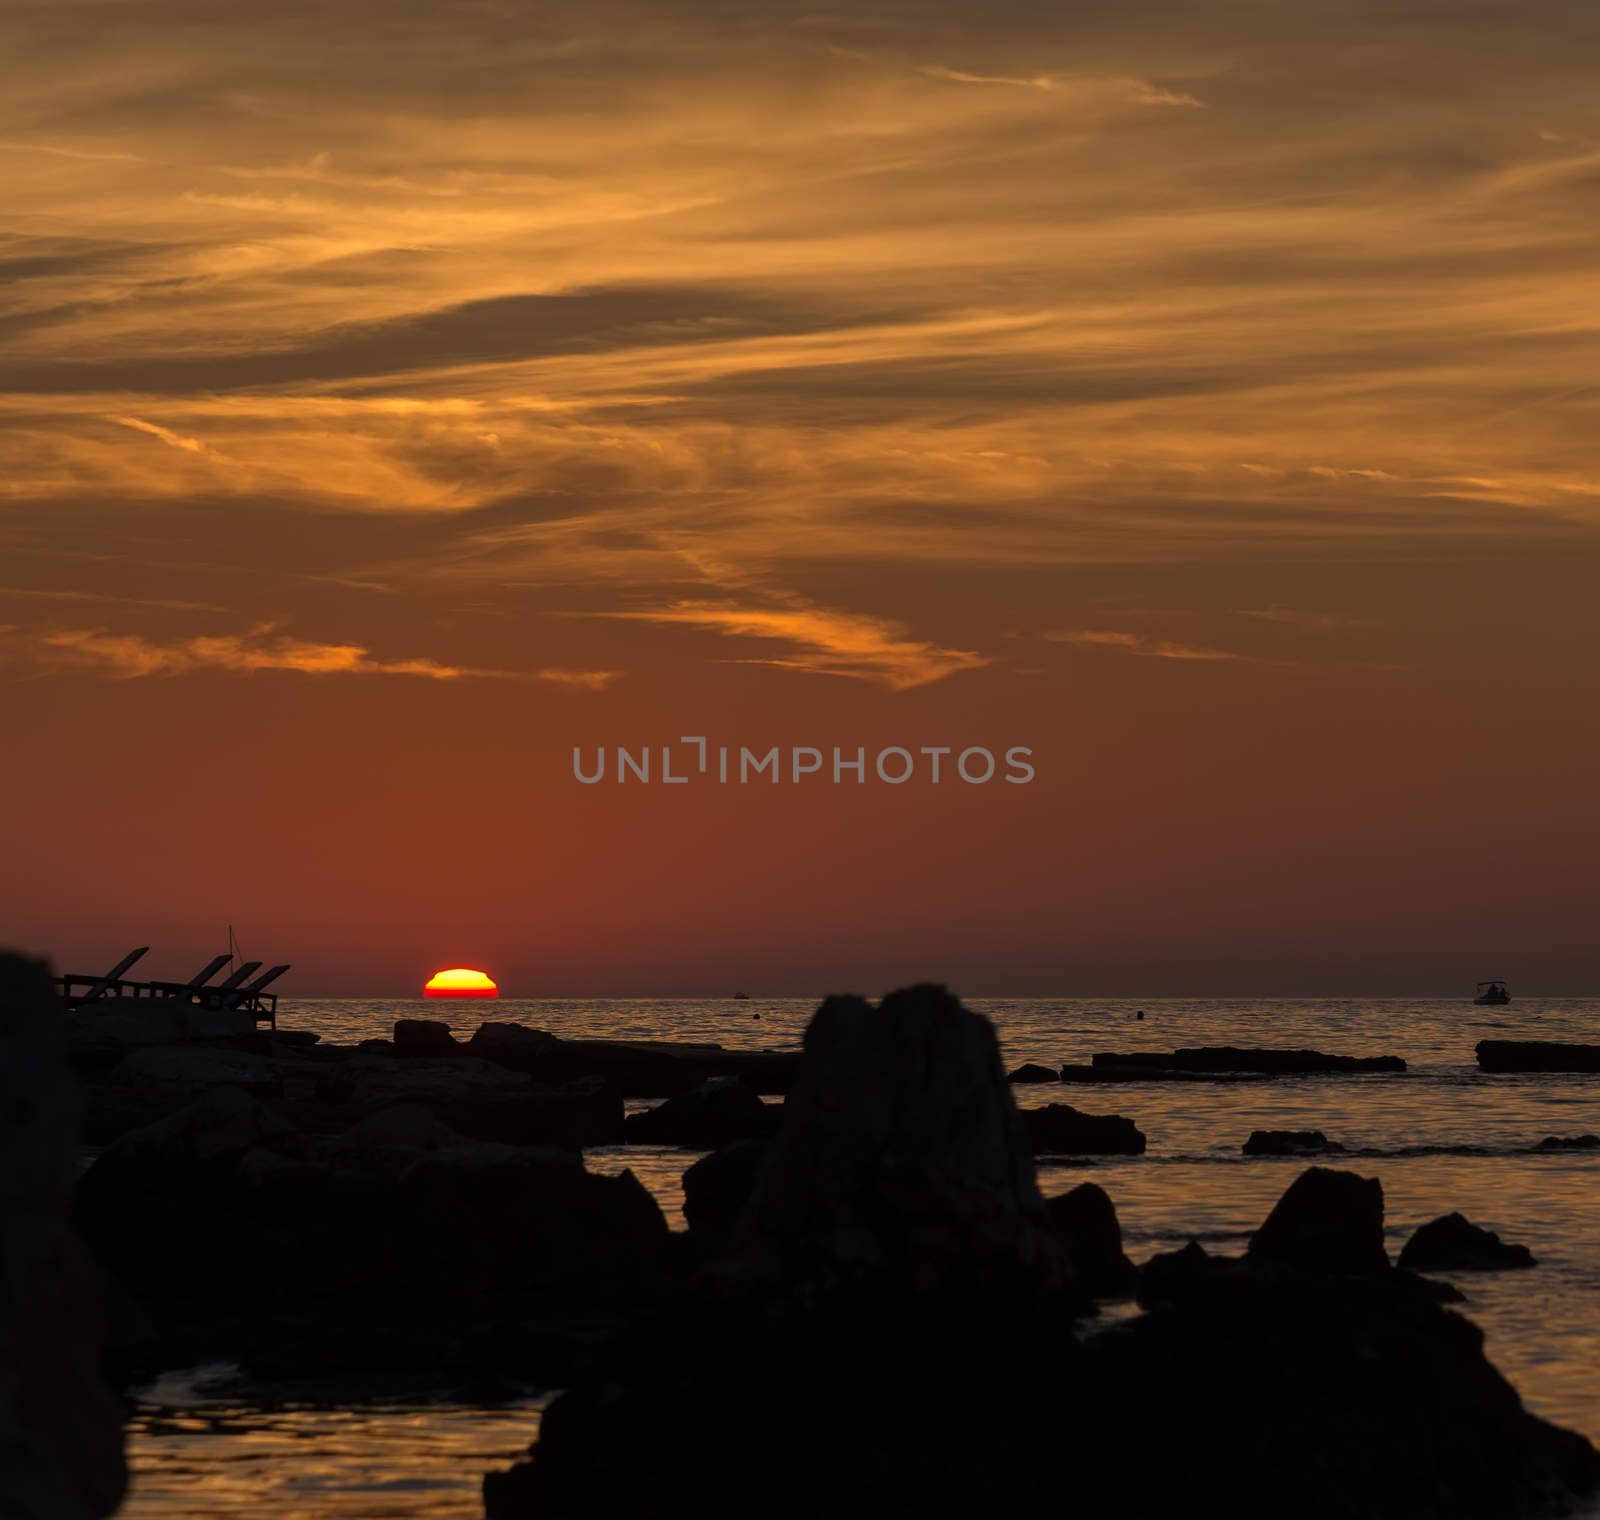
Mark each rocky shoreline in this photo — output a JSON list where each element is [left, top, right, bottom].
[[7, 957, 1599, 1519]]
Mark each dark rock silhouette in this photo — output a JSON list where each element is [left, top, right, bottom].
[[468, 1025, 800, 1095], [1060, 1062, 1273, 1084], [1137, 1238, 1245, 1308], [623, 1075, 779, 1148], [1477, 1040, 1600, 1073], [60, 1000, 256, 1060], [485, 984, 1074, 1518], [1537, 1133, 1600, 1151], [1, 952, 127, 1518], [394, 1017, 460, 1055], [486, 997, 1598, 1520], [468, 1023, 559, 1063], [1400, 1213, 1536, 1272], [1045, 1182, 1137, 1297], [681, 1138, 772, 1246], [1085, 1257, 1595, 1519], [1093, 1045, 1405, 1074], [75, 1078, 669, 1378], [335, 1051, 532, 1111], [434, 1077, 625, 1149], [728, 985, 1065, 1284], [1007, 1061, 1060, 1083], [1243, 1128, 1345, 1156], [1248, 1166, 1389, 1274], [1021, 1102, 1146, 1155]]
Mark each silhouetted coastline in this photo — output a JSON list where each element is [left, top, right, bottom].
[[8, 953, 1600, 1518]]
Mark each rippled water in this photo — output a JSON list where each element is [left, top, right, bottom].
[[124, 995, 1600, 1517]]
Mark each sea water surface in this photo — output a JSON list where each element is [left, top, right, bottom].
[[123, 996, 1600, 1518]]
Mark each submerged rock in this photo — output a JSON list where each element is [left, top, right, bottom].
[[1021, 1102, 1146, 1155], [1242, 1128, 1345, 1156], [1092, 1045, 1405, 1075], [1045, 1182, 1137, 1297], [1399, 1213, 1536, 1272], [1059, 1063, 1272, 1084], [623, 1076, 779, 1148], [1248, 1166, 1388, 1275], [1007, 1062, 1060, 1083], [1477, 1040, 1600, 1073]]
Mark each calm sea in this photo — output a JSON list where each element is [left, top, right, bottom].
[[124, 996, 1600, 1519]]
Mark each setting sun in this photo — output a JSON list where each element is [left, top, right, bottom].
[[423, 967, 498, 999]]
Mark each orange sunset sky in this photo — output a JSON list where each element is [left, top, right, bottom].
[[3, 0, 1599, 995]]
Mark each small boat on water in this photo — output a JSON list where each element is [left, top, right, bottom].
[[732, 991, 750, 1000], [1474, 980, 1510, 1006]]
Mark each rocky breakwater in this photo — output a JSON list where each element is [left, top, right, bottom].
[[466, 1022, 801, 1096], [64, 1003, 802, 1148], [73, 1077, 671, 1383], [1, 952, 127, 1520], [486, 991, 1598, 1520]]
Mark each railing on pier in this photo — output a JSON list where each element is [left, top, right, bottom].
[[52, 949, 287, 1027]]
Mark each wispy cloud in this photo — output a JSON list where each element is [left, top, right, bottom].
[[19, 625, 619, 687], [0, 140, 146, 163], [601, 599, 986, 689], [1043, 629, 1267, 664], [917, 65, 1204, 107], [0, 586, 227, 613], [1233, 607, 1375, 632], [109, 416, 208, 454]]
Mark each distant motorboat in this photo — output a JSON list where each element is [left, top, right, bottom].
[[1474, 980, 1510, 1006], [732, 991, 750, 1000]]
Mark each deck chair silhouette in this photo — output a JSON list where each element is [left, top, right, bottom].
[[78, 947, 149, 1002]]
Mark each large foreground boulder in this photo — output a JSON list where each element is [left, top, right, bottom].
[[2, 952, 127, 1518], [729, 984, 1065, 1286], [1045, 1182, 1137, 1297], [681, 1139, 772, 1246], [1248, 1166, 1389, 1274], [1399, 1213, 1536, 1272], [485, 985, 1074, 1517]]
